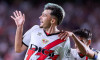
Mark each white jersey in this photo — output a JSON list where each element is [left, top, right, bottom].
[[71, 48, 100, 60], [23, 25, 71, 60]]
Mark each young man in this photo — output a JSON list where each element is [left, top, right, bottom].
[[11, 3, 71, 60], [59, 29, 100, 60]]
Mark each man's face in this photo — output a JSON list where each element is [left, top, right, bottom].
[[39, 9, 52, 28], [75, 36, 88, 48], [75, 36, 91, 53], [78, 37, 88, 45]]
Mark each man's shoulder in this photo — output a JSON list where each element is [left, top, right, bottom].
[[30, 25, 42, 31], [23, 25, 40, 36], [31, 25, 39, 29]]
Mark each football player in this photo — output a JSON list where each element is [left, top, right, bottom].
[[59, 29, 100, 60], [11, 3, 71, 60]]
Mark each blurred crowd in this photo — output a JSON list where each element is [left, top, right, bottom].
[[0, 0, 100, 60]]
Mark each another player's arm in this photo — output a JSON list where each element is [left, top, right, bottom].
[[71, 33, 94, 58], [11, 10, 27, 53], [59, 31, 94, 58]]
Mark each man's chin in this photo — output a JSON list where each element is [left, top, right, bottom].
[[39, 25, 43, 28]]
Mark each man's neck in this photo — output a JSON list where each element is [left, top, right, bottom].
[[44, 26, 59, 34]]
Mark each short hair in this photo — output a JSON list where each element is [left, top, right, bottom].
[[73, 29, 92, 40], [44, 3, 65, 25]]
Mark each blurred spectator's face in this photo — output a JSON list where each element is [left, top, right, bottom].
[[39, 9, 52, 29]]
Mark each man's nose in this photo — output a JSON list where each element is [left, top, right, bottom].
[[39, 15, 42, 19]]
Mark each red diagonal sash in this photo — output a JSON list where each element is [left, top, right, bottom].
[[37, 39, 65, 60], [26, 39, 65, 60]]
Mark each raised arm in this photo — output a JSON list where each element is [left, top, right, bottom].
[[59, 31, 94, 58], [70, 32, 94, 58], [11, 10, 27, 53]]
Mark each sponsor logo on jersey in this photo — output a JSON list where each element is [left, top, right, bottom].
[[26, 39, 66, 60], [37, 32, 42, 36], [42, 39, 49, 44], [65, 48, 71, 58]]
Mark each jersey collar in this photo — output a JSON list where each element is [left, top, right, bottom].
[[43, 30, 60, 36]]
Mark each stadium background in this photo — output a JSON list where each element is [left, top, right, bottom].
[[0, 0, 100, 60]]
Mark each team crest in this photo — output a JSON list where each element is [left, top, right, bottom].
[[42, 39, 49, 44]]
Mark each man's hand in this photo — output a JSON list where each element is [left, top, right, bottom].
[[58, 30, 73, 40], [11, 10, 25, 27], [10, 10, 27, 53]]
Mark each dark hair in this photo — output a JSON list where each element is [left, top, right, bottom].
[[44, 3, 65, 25], [73, 29, 92, 40]]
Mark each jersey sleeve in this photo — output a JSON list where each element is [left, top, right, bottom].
[[71, 49, 82, 59], [71, 49, 78, 58], [71, 49, 86, 60], [58, 37, 72, 60], [22, 25, 39, 47], [97, 52, 100, 60], [88, 49, 100, 60], [93, 50, 100, 60]]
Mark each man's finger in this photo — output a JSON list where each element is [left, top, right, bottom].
[[23, 14, 25, 22], [61, 32, 68, 40], [13, 11, 17, 17], [11, 16, 16, 20], [16, 10, 19, 17], [23, 14, 25, 19], [19, 11, 22, 17], [64, 33, 69, 40], [58, 30, 64, 37], [59, 33, 65, 39]]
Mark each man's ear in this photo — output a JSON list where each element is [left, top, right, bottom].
[[51, 18, 56, 24], [87, 40, 91, 46]]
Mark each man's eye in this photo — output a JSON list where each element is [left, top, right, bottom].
[[81, 40, 84, 42]]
